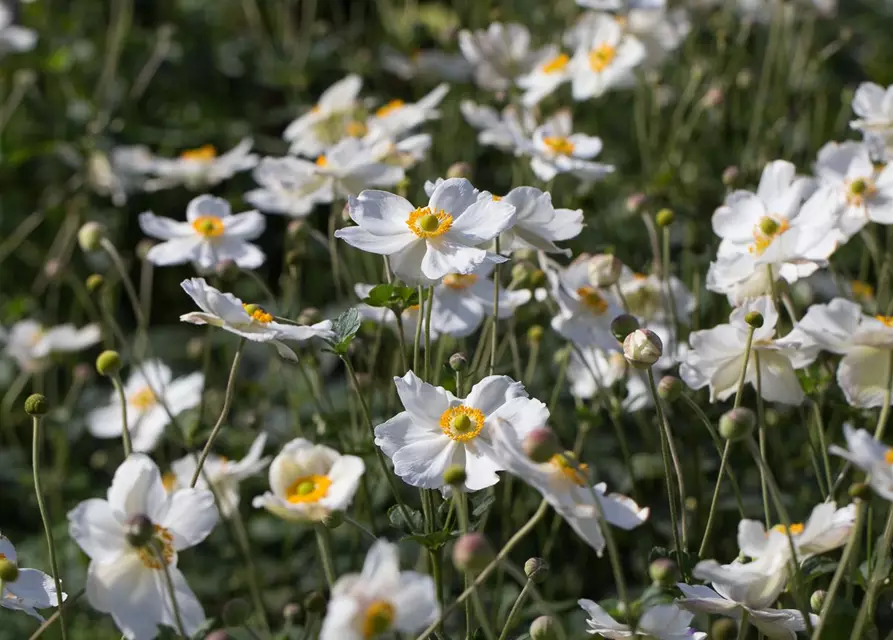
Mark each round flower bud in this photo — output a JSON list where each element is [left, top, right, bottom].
[[625, 193, 646, 215], [744, 311, 764, 328], [655, 208, 674, 228], [623, 329, 663, 369], [96, 350, 122, 377], [24, 393, 48, 416], [849, 482, 872, 502], [222, 598, 252, 627], [810, 590, 826, 613], [282, 602, 301, 622], [447, 162, 472, 180], [125, 514, 155, 548], [452, 533, 493, 573], [85, 273, 105, 293], [529, 269, 546, 289], [297, 307, 322, 326], [324, 511, 344, 529], [0, 557, 19, 582], [522, 428, 561, 464], [443, 465, 467, 487], [524, 558, 548, 583], [719, 407, 755, 441], [449, 352, 467, 372], [303, 590, 327, 614], [711, 618, 736, 640], [657, 376, 682, 402], [530, 616, 558, 640], [527, 325, 544, 344], [722, 166, 740, 187], [588, 254, 623, 288], [648, 558, 677, 586], [610, 314, 640, 343], [77, 221, 106, 252]]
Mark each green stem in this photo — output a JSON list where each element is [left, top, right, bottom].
[[734, 326, 756, 409], [456, 493, 495, 640], [229, 504, 272, 634], [736, 611, 750, 640], [414, 286, 425, 373], [698, 440, 733, 558], [490, 238, 501, 376], [424, 285, 435, 381], [852, 506, 893, 639], [155, 541, 188, 637], [110, 374, 132, 457], [314, 524, 337, 589], [811, 400, 833, 499], [754, 352, 771, 527], [579, 473, 629, 610], [497, 580, 532, 640], [391, 307, 410, 372], [27, 588, 85, 639]]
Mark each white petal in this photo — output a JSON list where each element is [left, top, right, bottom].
[[138, 212, 191, 240], [449, 199, 517, 245], [348, 190, 416, 234], [393, 571, 439, 632], [161, 488, 219, 550], [335, 226, 417, 255], [86, 554, 164, 640], [67, 498, 127, 562], [223, 211, 266, 239], [186, 194, 230, 221], [393, 370, 455, 423], [465, 375, 527, 415], [107, 454, 167, 520], [391, 436, 459, 489]]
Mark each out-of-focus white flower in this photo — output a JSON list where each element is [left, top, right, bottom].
[[168, 433, 269, 518], [623, 5, 692, 66], [67, 454, 219, 640], [363, 84, 450, 145], [374, 371, 544, 492], [87, 360, 203, 453], [296, 138, 407, 202], [460, 100, 537, 154], [320, 540, 438, 640], [616, 270, 695, 326], [143, 139, 258, 191], [252, 438, 364, 522], [578, 600, 706, 639], [2, 320, 101, 373], [335, 179, 515, 285], [528, 110, 614, 183], [830, 425, 893, 501], [516, 46, 573, 107], [0, 534, 66, 621], [284, 74, 364, 157], [458, 23, 540, 92], [179, 278, 334, 361], [549, 255, 624, 350], [568, 13, 646, 101], [88, 147, 156, 206], [140, 195, 265, 270], [680, 296, 805, 405], [495, 186, 583, 254], [738, 501, 856, 563], [568, 346, 651, 412], [490, 418, 648, 555], [244, 156, 329, 218], [0, 3, 36, 56], [380, 46, 472, 82], [850, 82, 893, 142], [692, 551, 790, 612]]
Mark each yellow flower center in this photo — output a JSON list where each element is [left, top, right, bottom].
[[311, 105, 322, 114], [847, 178, 877, 207], [748, 216, 791, 255], [162, 472, 177, 492], [550, 452, 590, 487], [589, 44, 617, 72], [852, 280, 874, 299], [285, 474, 332, 504], [633, 272, 648, 280], [136, 525, 175, 570], [492, 195, 503, 201], [439, 405, 485, 442], [243, 304, 273, 324], [362, 600, 396, 638], [543, 136, 575, 156], [885, 449, 893, 464], [876, 315, 893, 328], [771, 523, 805, 536], [179, 145, 217, 162], [128, 387, 157, 411], [316, 155, 328, 167], [345, 120, 369, 137], [376, 99, 405, 118], [541, 53, 569, 74], [191, 216, 225, 238], [407, 207, 453, 238], [443, 274, 478, 290], [576, 286, 609, 315]]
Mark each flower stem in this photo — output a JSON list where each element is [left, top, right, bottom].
[[424, 285, 435, 381], [190, 339, 245, 487], [490, 238, 501, 376], [734, 326, 756, 410], [497, 579, 532, 640], [753, 352, 771, 527], [155, 542, 188, 637], [698, 439, 733, 558], [110, 373, 133, 457], [314, 524, 337, 589], [229, 503, 272, 634], [31, 413, 68, 640], [414, 286, 425, 374], [27, 588, 85, 639], [391, 307, 410, 372], [456, 493, 495, 640], [736, 611, 750, 640]]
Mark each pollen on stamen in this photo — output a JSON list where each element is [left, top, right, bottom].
[[576, 286, 609, 315], [541, 53, 569, 74], [180, 145, 217, 162], [406, 206, 453, 239], [191, 216, 225, 238], [439, 405, 485, 442], [748, 216, 790, 255], [443, 274, 478, 291], [542, 136, 575, 156], [375, 99, 406, 119], [885, 449, 893, 464], [876, 315, 893, 328], [243, 303, 274, 324], [589, 44, 617, 72]]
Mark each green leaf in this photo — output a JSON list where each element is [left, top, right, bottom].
[[388, 505, 424, 533], [801, 556, 838, 582], [403, 530, 458, 551], [330, 308, 362, 354], [363, 284, 394, 307], [472, 494, 496, 518]]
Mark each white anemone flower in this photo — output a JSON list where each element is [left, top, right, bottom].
[[374, 371, 545, 492], [549, 255, 624, 350], [458, 22, 540, 92], [283, 74, 364, 157], [320, 539, 438, 640], [568, 14, 646, 101], [680, 296, 805, 405], [363, 84, 450, 144], [335, 178, 516, 285], [850, 82, 893, 142], [460, 100, 537, 154], [616, 270, 695, 326], [516, 45, 573, 107], [578, 600, 706, 639], [496, 186, 583, 254], [251, 438, 364, 522], [528, 110, 614, 183], [168, 432, 270, 518], [86, 360, 203, 453], [2, 320, 100, 373], [568, 346, 651, 413], [380, 45, 472, 82], [88, 146, 156, 205], [737, 502, 856, 563], [67, 454, 219, 640], [0, 534, 66, 621], [244, 156, 328, 218], [490, 418, 648, 555], [143, 138, 258, 191], [830, 425, 893, 501], [0, 3, 36, 56], [140, 195, 265, 270], [179, 278, 335, 361]]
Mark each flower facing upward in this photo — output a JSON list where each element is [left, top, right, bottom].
[[320, 539, 439, 640], [568, 13, 646, 101], [528, 110, 614, 183], [0, 534, 66, 621], [67, 454, 219, 640], [252, 438, 365, 522]]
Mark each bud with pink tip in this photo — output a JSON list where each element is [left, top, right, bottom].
[[622, 329, 663, 369]]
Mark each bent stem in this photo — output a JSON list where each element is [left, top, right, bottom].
[[314, 524, 337, 589], [497, 579, 532, 640], [190, 339, 245, 488], [698, 439, 733, 558], [110, 373, 133, 456], [155, 542, 188, 638]]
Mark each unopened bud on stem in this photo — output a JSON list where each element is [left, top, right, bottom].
[[588, 254, 622, 288], [530, 616, 558, 640], [96, 350, 122, 376], [77, 222, 106, 252], [524, 557, 548, 583], [655, 208, 674, 227], [522, 428, 561, 463], [610, 314, 640, 343], [0, 558, 19, 582], [719, 407, 755, 441], [623, 329, 663, 369], [443, 464, 467, 487], [24, 393, 48, 416], [744, 311, 764, 328], [657, 376, 682, 402], [452, 533, 492, 573]]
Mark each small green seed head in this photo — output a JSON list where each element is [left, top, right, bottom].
[[610, 314, 640, 343], [0, 558, 19, 582], [24, 393, 48, 416], [96, 350, 122, 377], [655, 208, 675, 228], [77, 221, 106, 252], [85, 273, 105, 293], [530, 615, 558, 640], [443, 464, 467, 487], [758, 217, 780, 236], [744, 311, 764, 328], [524, 557, 549, 583], [850, 178, 868, 195], [527, 325, 544, 344], [125, 514, 154, 548], [418, 214, 440, 233], [719, 407, 756, 441]]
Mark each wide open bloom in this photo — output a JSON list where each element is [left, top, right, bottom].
[[517, 45, 574, 107], [380, 45, 472, 82], [336, 178, 516, 284], [87, 360, 203, 453], [737, 501, 855, 563], [142, 138, 258, 191], [830, 425, 893, 501], [495, 186, 583, 254], [548, 255, 624, 350], [458, 22, 540, 92], [0, 534, 66, 621], [283, 74, 364, 157], [67, 454, 219, 640], [252, 438, 364, 522], [320, 539, 438, 640], [374, 371, 545, 492], [180, 278, 334, 361], [244, 156, 329, 218], [2, 320, 100, 373], [568, 13, 646, 101], [528, 110, 614, 183], [578, 600, 705, 639], [362, 84, 450, 145], [0, 3, 35, 56], [680, 296, 805, 405]]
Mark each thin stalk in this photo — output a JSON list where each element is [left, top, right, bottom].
[[155, 542, 188, 637], [699, 440, 734, 557], [110, 373, 132, 456], [736, 611, 750, 640], [229, 506, 272, 634], [343, 514, 377, 542], [580, 480, 630, 610], [424, 285, 435, 381], [613, 283, 630, 313], [490, 237, 501, 375], [99, 238, 146, 330], [734, 326, 756, 409], [414, 286, 425, 373], [456, 492, 495, 640], [646, 372, 683, 567], [28, 588, 85, 639], [754, 352, 771, 527], [852, 506, 893, 639], [811, 400, 833, 499], [391, 307, 410, 372], [497, 580, 533, 640], [314, 524, 337, 588], [190, 339, 245, 487]]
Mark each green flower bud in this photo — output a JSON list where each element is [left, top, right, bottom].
[[530, 615, 558, 640], [24, 393, 49, 416], [125, 514, 154, 548], [77, 221, 106, 252], [648, 558, 677, 586], [443, 465, 467, 486], [524, 558, 548, 583], [810, 590, 826, 613], [744, 311, 764, 328], [610, 314, 640, 343], [657, 376, 682, 402], [85, 274, 105, 293], [452, 533, 493, 573], [522, 428, 561, 464], [0, 558, 19, 582], [719, 407, 755, 441], [449, 353, 467, 372], [96, 350, 122, 377], [527, 325, 544, 344], [655, 208, 675, 227]]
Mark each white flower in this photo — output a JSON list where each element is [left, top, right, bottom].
[[0, 3, 36, 56], [680, 296, 805, 405], [568, 346, 651, 412], [168, 432, 270, 518], [0, 534, 66, 621], [458, 23, 540, 92], [850, 82, 893, 141], [516, 45, 573, 107], [284, 74, 364, 157], [88, 146, 155, 206], [830, 425, 893, 501], [460, 100, 537, 154], [179, 278, 335, 361], [140, 195, 265, 270], [244, 156, 329, 218], [86, 360, 204, 453], [623, 5, 692, 66], [380, 46, 472, 82], [490, 418, 648, 555], [528, 110, 614, 183], [335, 179, 515, 285], [374, 371, 545, 492], [616, 270, 695, 326], [320, 539, 438, 640], [67, 454, 219, 640], [691, 551, 790, 612], [143, 138, 258, 191], [252, 438, 364, 522], [578, 600, 705, 639], [568, 14, 646, 101], [549, 255, 624, 350], [2, 320, 101, 373], [496, 186, 583, 254], [363, 84, 450, 145]]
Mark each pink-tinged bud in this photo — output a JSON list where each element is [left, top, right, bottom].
[[626, 193, 646, 214], [522, 428, 561, 463], [622, 329, 663, 369], [719, 408, 755, 441], [452, 533, 493, 573]]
